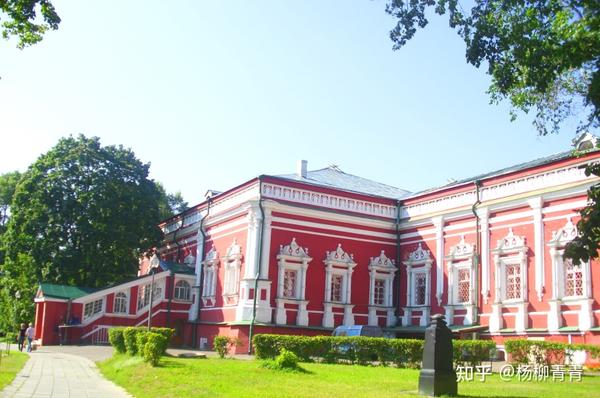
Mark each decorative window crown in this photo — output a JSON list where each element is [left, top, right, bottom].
[[495, 228, 526, 251], [407, 243, 431, 262], [226, 238, 242, 258], [447, 235, 475, 257], [369, 250, 395, 268], [325, 244, 355, 264], [279, 238, 310, 259], [549, 217, 578, 247], [204, 246, 219, 263]]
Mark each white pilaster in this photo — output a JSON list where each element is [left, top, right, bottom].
[[528, 197, 545, 302], [478, 207, 490, 303], [343, 304, 355, 326], [433, 216, 444, 306], [547, 299, 561, 332], [259, 207, 273, 279], [190, 228, 205, 320], [489, 303, 503, 332]]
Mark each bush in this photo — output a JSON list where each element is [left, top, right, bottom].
[[108, 328, 126, 354], [142, 332, 168, 366], [123, 327, 140, 355], [136, 331, 151, 356], [213, 335, 241, 358], [505, 339, 600, 366], [453, 340, 496, 367], [274, 348, 300, 369]]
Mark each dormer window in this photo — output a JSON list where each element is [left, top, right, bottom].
[[572, 132, 598, 151]]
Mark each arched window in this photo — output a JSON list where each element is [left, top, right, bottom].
[[113, 292, 128, 314], [174, 280, 191, 301]]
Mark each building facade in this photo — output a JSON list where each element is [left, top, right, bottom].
[[34, 134, 600, 357]]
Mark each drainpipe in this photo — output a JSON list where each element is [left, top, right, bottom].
[[471, 180, 482, 325], [248, 177, 265, 354], [192, 198, 211, 348], [395, 199, 402, 326]]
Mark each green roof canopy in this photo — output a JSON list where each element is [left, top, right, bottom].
[[38, 283, 99, 300]]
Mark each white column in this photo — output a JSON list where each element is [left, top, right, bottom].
[[243, 205, 262, 279], [489, 303, 503, 332], [369, 270, 375, 306], [346, 269, 353, 304], [386, 277, 393, 307], [446, 262, 454, 305], [547, 299, 561, 332], [297, 301, 309, 326], [405, 265, 412, 306], [259, 208, 272, 279], [324, 265, 332, 302], [433, 216, 444, 306], [528, 197, 545, 302], [190, 228, 205, 320], [579, 299, 594, 331], [478, 207, 490, 303], [277, 261, 284, 298], [300, 262, 308, 300]]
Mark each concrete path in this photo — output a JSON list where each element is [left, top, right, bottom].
[[1, 350, 131, 398]]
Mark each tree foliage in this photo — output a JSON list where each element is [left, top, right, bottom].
[[155, 182, 189, 220], [2, 135, 164, 287], [1, 0, 60, 48], [386, 0, 599, 136], [387, 1, 600, 261], [0, 171, 21, 234]]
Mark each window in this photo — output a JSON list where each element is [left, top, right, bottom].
[[373, 279, 385, 306], [84, 298, 103, 320], [414, 272, 427, 306], [223, 262, 239, 295], [282, 269, 297, 299], [564, 259, 583, 297], [457, 269, 470, 303], [331, 274, 343, 302], [222, 239, 242, 299], [201, 247, 219, 302], [174, 280, 191, 301], [113, 292, 128, 314], [137, 283, 161, 310], [505, 264, 521, 300]]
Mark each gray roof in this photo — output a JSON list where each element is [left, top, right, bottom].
[[275, 166, 411, 200], [410, 149, 579, 197]]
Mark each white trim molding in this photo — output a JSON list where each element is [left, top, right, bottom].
[[490, 229, 529, 333], [201, 246, 219, 307], [547, 218, 594, 332], [444, 235, 477, 326], [322, 244, 357, 328], [402, 243, 433, 327], [275, 238, 313, 326], [367, 250, 397, 327], [528, 197, 545, 302]]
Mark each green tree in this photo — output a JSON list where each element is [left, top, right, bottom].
[[386, 0, 600, 262], [0, 171, 21, 233], [0, 135, 164, 331], [386, 0, 599, 136], [1, 0, 60, 48], [156, 182, 189, 220]]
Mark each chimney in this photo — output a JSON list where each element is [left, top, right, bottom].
[[296, 160, 307, 178]]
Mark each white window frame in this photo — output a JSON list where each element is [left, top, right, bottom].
[[402, 243, 433, 327], [113, 291, 128, 314], [492, 228, 528, 304], [174, 280, 191, 301], [548, 218, 591, 300], [83, 298, 104, 320], [322, 244, 357, 328], [368, 250, 396, 308], [275, 238, 312, 326], [222, 238, 242, 303], [201, 247, 219, 306], [445, 236, 476, 306], [137, 281, 163, 311]]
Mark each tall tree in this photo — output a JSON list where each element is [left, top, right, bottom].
[[386, 0, 600, 262], [1, 0, 60, 48], [0, 135, 164, 331], [0, 171, 21, 233], [156, 182, 189, 221]]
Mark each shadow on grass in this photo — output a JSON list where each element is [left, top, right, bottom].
[[398, 392, 530, 398], [258, 361, 314, 374]]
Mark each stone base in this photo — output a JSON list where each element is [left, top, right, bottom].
[[418, 369, 457, 397]]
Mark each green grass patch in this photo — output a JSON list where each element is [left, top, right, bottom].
[[98, 354, 600, 398], [0, 351, 29, 390]]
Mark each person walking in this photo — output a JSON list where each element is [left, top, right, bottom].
[[25, 323, 35, 352], [17, 323, 26, 351]]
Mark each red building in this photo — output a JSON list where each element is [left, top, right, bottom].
[[34, 133, 600, 359]]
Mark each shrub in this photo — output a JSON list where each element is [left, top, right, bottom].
[[136, 331, 151, 356], [123, 327, 140, 355], [453, 340, 496, 367], [108, 328, 126, 354], [213, 335, 241, 358], [150, 327, 174, 345], [274, 348, 300, 369], [142, 332, 168, 366], [503, 339, 599, 366]]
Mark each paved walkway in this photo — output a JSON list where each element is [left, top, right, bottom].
[[2, 348, 131, 398]]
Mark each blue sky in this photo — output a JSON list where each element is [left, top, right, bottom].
[[0, 1, 576, 204]]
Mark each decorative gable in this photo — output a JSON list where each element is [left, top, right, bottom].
[[325, 244, 355, 264], [278, 238, 310, 259], [369, 250, 395, 269], [406, 243, 432, 263], [548, 217, 578, 247], [495, 228, 527, 254], [447, 235, 475, 258]]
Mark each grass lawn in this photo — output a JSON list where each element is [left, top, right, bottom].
[[0, 351, 28, 390], [98, 354, 600, 398]]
